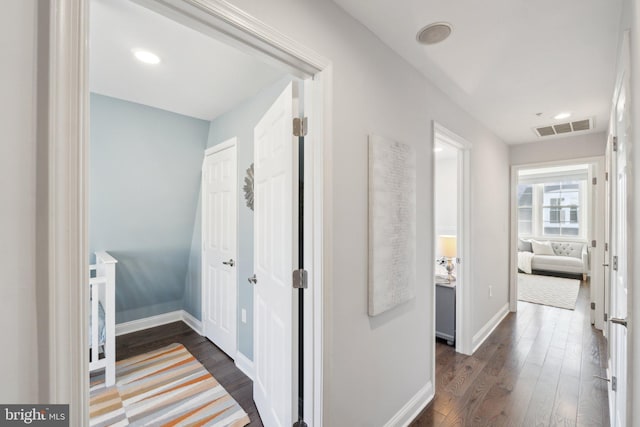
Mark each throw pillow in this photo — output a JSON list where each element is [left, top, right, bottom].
[[518, 238, 533, 252], [531, 240, 555, 256]]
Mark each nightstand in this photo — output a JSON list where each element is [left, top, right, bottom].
[[436, 282, 456, 346]]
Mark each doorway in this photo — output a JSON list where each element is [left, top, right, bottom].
[[509, 158, 605, 328], [433, 122, 471, 355], [49, 0, 330, 424], [202, 138, 238, 359]]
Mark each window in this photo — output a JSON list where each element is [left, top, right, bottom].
[[517, 179, 586, 238], [541, 182, 581, 236]]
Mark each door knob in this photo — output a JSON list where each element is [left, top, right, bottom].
[[610, 317, 628, 327], [222, 259, 235, 267], [248, 274, 257, 284]]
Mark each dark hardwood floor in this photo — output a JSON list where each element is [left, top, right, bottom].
[[412, 279, 610, 426], [116, 321, 263, 426]]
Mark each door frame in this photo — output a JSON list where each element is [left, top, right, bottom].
[[508, 156, 606, 329], [47, 0, 331, 425], [201, 138, 239, 358], [432, 122, 472, 355]]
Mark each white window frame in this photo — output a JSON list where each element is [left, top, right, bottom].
[[518, 180, 588, 241]]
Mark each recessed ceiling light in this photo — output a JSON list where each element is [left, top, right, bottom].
[[133, 49, 160, 65], [554, 112, 571, 120], [416, 22, 452, 45], [434, 147, 443, 153]]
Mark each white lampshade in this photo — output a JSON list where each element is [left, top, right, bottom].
[[438, 235, 457, 258]]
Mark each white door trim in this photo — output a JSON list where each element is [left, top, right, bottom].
[[433, 122, 473, 356], [204, 137, 237, 157], [509, 156, 606, 325], [201, 137, 238, 358], [48, 1, 331, 425]]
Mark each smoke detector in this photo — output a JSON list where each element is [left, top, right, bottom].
[[416, 22, 452, 45], [533, 117, 594, 138]]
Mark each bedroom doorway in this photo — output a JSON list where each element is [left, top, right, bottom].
[[50, 0, 330, 424], [510, 158, 605, 327], [433, 122, 471, 355]]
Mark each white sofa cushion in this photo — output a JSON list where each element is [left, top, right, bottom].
[[531, 254, 585, 275], [550, 241, 583, 258], [531, 240, 555, 255]]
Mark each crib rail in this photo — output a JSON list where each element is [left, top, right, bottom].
[[89, 251, 117, 386]]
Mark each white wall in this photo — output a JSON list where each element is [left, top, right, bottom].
[[224, 1, 510, 424], [1, 0, 511, 421], [510, 132, 606, 165], [0, 0, 40, 403], [434, 157, 457, 239]]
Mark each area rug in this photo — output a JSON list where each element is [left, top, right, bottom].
[[518, 273, 580, 310], [89, 343, 250, 427]]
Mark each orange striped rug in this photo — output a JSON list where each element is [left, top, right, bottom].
[[89, 343, 250, 427]]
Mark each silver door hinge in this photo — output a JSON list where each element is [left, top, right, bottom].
[[605, 242, 609, 251], [606, 172, 609, 181], [293, 117, 308, 137], [293, 269, 308, 289], [613, 136, 618, 152], [612, 376, 618, 392], [592, 240, 597, 248], [591, 302, 596, 310], [604, 312, 608, 322], [592, 177, 597, 185], [613, 255, 618, 271]]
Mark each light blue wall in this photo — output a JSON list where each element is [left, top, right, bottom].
[[183, 77, 294, 360], [90, 93, 209, 323]]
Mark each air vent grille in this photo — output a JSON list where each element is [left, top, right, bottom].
[[534, 117, 594, 138], [572, 119, 590, 131], [553, 123, 572, 134]]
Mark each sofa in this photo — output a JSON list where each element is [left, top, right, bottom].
[[518, 239, 589, 279]]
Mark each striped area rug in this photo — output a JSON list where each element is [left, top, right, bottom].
[[90, 343, 250, 427]]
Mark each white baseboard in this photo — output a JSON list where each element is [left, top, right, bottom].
[[383, 381, 434, 427], [235, 351, 255, 380], [472, 303, 510, 353], [115, 310, 203, 336], [115, 310, 183, 336], [181, 310, 203, 335]]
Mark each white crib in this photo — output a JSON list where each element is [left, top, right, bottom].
[[89, 251, 117, 387]]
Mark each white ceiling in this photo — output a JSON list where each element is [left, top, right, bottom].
[[90, 0, 286, 121], [333, 0, 623, 144]]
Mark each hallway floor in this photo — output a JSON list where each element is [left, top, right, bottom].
[[412, 279, 610, 426]]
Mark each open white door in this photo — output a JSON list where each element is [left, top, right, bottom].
[[609, 32, 630, 427], [202, 140, 238, 359], [253, 82, 297, 427]]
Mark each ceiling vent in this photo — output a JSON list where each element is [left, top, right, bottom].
[[533, 117, 594, 138]]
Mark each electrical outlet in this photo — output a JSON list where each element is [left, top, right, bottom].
[[489, 285, 493, 297], [241, 309, 247, 323]]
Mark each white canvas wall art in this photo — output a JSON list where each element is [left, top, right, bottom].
[[368, 134, 416, 316]]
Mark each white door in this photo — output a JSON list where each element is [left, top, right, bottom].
[[609, 32, 630, 427], [202, 140, 238, 359], [253, 82, 297, 427]]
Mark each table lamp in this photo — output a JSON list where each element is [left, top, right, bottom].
[[438, 235, 457, 282]]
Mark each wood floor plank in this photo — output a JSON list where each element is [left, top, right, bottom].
[[411, 279, 610, 427]]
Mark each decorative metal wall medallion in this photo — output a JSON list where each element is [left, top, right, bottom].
[[243, 163, 254, 211]]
